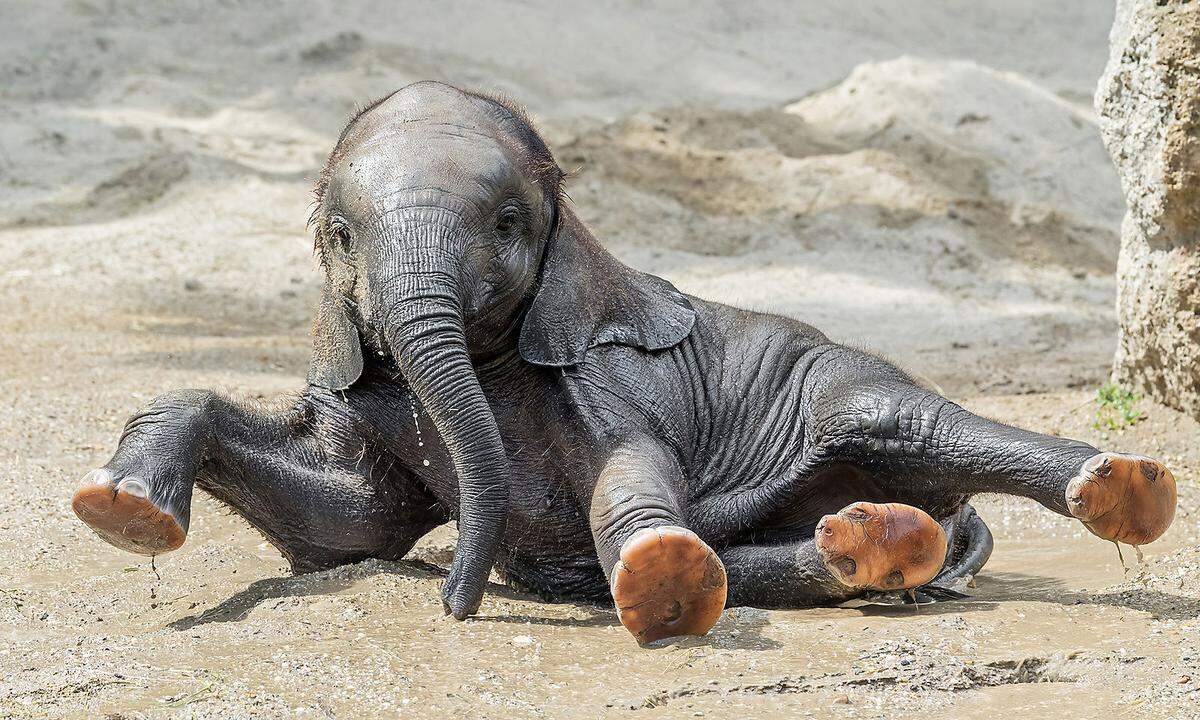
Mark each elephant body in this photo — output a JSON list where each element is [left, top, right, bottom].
[[72, 82, 1178, 643], [321, 295, 837, 601]]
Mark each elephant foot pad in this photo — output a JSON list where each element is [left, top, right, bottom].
[[72, 469, 186, 555], [611, 526, 727, 644], [816, 501, 948, 591], [1067, 452, 1176, 546]]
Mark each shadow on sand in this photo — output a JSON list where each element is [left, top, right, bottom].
[[973, 570, 1200, 621], [831, 567, 1200, 622], [168, 559, 448, 630], [169, 558, 616, 633], [169, 562, 1194, 651], [167, 557, 784, 650]]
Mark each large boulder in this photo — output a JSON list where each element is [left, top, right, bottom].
[[1096, 0, 1200, 418]]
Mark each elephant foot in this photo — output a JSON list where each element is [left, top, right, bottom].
[[816, 501, 947, 591], [71, 469, 186, 555], [610, 526, 727, 644], [1067, 452, 1176, 546]]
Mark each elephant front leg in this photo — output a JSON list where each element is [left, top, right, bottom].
[[72, 389, 211, 554], [589, 437, 727, 644], [72, 388, 447, 572]]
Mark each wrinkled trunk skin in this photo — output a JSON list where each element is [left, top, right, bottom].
[[1097, 0, 1200, 418], [382, 267, 509, 619]]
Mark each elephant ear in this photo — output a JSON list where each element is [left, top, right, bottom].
[[308, 289, 364, 390], [519, 206, 696, 367]]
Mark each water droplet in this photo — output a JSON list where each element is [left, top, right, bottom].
[[422, 459, 430, 467]]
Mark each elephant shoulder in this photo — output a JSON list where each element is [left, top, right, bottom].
[[687, 296, 830, 360]]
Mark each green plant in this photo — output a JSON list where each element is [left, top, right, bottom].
[[1093, 383, 1144, 431]]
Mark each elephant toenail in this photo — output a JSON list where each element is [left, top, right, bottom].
[[81, 468, 112, 487], [118, 477, 149, 498]]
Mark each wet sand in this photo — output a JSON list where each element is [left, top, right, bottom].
[[5, 386, 1199, 718]]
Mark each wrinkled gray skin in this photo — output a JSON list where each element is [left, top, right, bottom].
[[90, 82, 1099, 616]]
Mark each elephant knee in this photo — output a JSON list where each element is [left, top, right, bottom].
[[807, 385, 959, 461]]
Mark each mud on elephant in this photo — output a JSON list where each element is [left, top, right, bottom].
[[73, 81, 1178, 644]]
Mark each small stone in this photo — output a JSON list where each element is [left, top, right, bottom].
[[511, 635, 534, 646], [832, 694, 851, 704], [183, 279, 202, 291]]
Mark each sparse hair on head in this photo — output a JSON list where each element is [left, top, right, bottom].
[[311, 90, 400, 215], [462, 88, 565, 191], [308, 83, 568, 253]]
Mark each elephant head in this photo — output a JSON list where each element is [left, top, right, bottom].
[[308, 81, 696, 618]]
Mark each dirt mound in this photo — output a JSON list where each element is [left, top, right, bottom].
[[788, 57, 1123, 233]]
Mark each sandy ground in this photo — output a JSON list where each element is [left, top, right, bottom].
[[2, 2, 1198, 718]]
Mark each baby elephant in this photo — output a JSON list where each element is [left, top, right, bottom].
[[73, 82, 1177, 644]]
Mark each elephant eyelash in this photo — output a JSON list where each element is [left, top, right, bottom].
[[329, 218, 354, 253], [494, 205, 522, 235]]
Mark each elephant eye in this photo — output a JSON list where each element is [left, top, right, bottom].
[[495, 206, 520, 235], [330, 222, 353, 253]]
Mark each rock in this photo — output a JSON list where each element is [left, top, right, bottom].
[[1096, 0, 1200, 419]]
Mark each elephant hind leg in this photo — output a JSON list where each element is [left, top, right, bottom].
[[1066, 452, 1176, 546], [590, 437, 727, 644], [803, 347, 1177, 546], [722, 501, 953, 609], [721, 538, 855, 609], [814, 501, 947, 592]]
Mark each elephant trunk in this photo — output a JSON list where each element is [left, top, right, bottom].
[[383, 280, 509, 619]]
